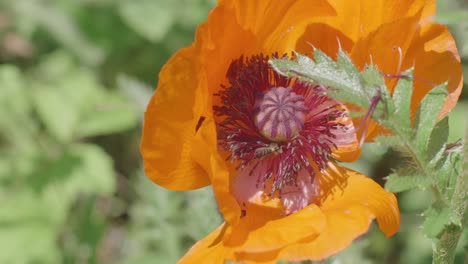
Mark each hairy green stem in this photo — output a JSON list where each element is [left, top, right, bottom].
[[385, 114, 465, 264], [384, 119, 449, 204], [432, 125, 468, 264]]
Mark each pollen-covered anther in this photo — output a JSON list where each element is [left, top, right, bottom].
[[255, 87, 308, 141]]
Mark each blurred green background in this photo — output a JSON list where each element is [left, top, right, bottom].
[[0, 0, 466, 263]]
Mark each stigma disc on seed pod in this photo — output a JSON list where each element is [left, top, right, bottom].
[[255, 87, 308, 141]]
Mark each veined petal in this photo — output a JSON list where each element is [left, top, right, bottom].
[[307, 0, 435, 43], [275, 166, 399, 261], [220, 0, 336, 54], [225, 166, 326, 252], [350, 13, 462, 129], [352, 0, 435, 38], [296, 23, 355, 60], [406, 23, 463, 119], [296, 0, 434, 60], [235, 251, 280, 264], [178, 205, 326, 263], [141, 46, 214, 190], [198, 0, 335, 95], [178, 223, 233, 264], [277, 204, 374, 261], [210, 154, 242, 227], [350, 15, 422, 91], [319, 166, 400, 237], [225, 204, 326, 252], [347, 14, 422, 140]]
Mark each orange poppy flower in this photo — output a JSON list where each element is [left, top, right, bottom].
[[141, 0, 462, 263]]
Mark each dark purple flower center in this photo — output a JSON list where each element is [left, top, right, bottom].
[[214, 54, 347, 196]]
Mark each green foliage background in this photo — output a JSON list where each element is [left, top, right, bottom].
[[0, 0, 466, 263]]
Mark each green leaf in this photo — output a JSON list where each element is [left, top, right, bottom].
[[391, 69, 414, 134], [36, 51, 75, 81], [385, 173, 430, 193], [336, 48, 360, 80], [126, 173, 186, 263], [77, 93, 139, 138], [428, 117, 449, 163], [0, 189, 64, 263], [32, 52, 132, 142], [0, 65, 30, 116], [118, 0, 175, 42], [330, 238, 375, 264], [0, 223, 61, 264], [269, 49, 369, 109], [176, 0, 217, 29], [32, 83, 79, 143], [414, 83, 448, 152], [436, 10, 468, 25], [31, 53, 99, 142], [269, 58, 305, 78], [448, 101, 468, 142], [423, 203, 462, 238], [117, 74, 153, 113], [432, 150, 462, 200], [185, 187, 222, 240], [0, 65, 39, 154], [11, 1, 105, 65], [313, 48, 337, 67], [0, 189, 62, 226], [374, 135, 403, 148], [29, 143, 115, 206], [63, 143, 116, 196], [64, 197, 108, 263], [361, 64, 385, 91], [361, 65, 392, 119], [0, 142, 116, 263]]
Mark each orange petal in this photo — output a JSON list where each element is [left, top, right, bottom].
[[350, 14, 422, 87], [296, 22, 355, 60], [178, 223, 233, 264], [218, 0, 336, 54], [234, 249, 281, 264], [319, 166, 400, 237], [277, 205, 373, 261], [348, 15, 422, 141], [180, 165, 399, 263], [307, 0, 435, 43], [405, 23, 463, 119], [349, 14, 462, 139], [276, 166, 399, 261], [141, 46, 215, 190], [363, 120, 394, 142], [178, 205, 325, 263], [198, 0, 335, 94], [226, 204, 326, 252], [209, 154, 242, 227], [196, 3, 258, 95]]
